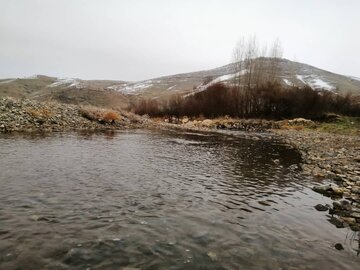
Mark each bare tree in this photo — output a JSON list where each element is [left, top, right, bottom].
[[268, 38, 283, 82], [253, 43, 268, 87], [243, 35, 259, 90], [232, 37, 245, 89]]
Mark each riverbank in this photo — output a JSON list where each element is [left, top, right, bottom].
[[157, 117, 360, 231], [275, 129, 360, 230], [0, 97, 146, 132]]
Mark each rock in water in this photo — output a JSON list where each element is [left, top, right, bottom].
[[314, 204, 329, 211], [312, 183, 344, 196], [334, 243, 344, 250]]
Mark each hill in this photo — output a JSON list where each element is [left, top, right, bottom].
[[0, 58, 359, 108], [0, 75, 129, 110], [107, 58, 360, 99]]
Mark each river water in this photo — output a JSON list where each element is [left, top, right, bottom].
[[0, 130, 358, 269]]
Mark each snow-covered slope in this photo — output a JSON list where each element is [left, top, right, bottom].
[[48, 78, 83, 88], [296, 75, 335, 91]]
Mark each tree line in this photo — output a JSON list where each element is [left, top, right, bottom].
[[132, 82, 360, 119]]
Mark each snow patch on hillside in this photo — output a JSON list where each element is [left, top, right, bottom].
[[296, 75, 335, 91], [184, 70, 250, 97], [212, 74, 235, 83], [108, 80, 153, 94], [48, 78, 82, 88], [283, 79, 294, 86]]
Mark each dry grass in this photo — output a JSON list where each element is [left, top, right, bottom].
[[277, 116, 360, 135], [103, 111, 120, 122], [80, 106, 121, 123], [26, 108, 53, 118]]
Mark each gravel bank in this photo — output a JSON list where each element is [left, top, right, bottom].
[[0, 97, 145, 132], [274, 129, 360, 231]]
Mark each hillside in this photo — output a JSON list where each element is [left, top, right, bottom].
[[108, 58, 360, 99], [1, 58, 359, 108], [0, 75, 129, 110]]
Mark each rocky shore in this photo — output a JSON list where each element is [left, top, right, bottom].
[[0, 97, 145, 133], [163, 116, 360, 232], [274, 129, 360, 231]]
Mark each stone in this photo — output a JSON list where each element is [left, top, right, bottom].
[[333, 200, 352, 211], [333, 175, 343, 182], [341, 217, 356, 225], [329, 217, 345, 228], [314, 204, 329, 211], [350, 224, 360, 231], [181, 116, 189, 124], [312, 183, 344, 195], [207, 251, 218, 261], [334, 243, 344, 250], [350, 212, 360, 219]]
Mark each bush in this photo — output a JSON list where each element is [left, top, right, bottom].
[[103, 111, 120, 122], [80, 106, 121, 123]]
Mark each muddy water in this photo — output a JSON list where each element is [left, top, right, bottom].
[[0, 130, 358, 270]]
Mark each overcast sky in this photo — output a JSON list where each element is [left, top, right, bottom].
[[0, 0, 359, 81]]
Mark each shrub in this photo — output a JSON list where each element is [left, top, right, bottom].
[[103, 111, 120, 122], [80, 106, 121, 123]]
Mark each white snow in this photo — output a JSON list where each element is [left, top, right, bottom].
[[296, 75, 307, 84], [296, 75, 335, 91], [167, 85, 177, 90], [185, 70, 250, 97], [283, 79, 293, 86], [213, 74, 235, 83], [48, 78, 82, 88], [211, 70, 248, 84], [310, 78, 335, 90], [108, 80, 153, 94]]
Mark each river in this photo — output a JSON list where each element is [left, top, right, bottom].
[[0, 130, 358, 269]]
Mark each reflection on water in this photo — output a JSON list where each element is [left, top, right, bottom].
[[0, 130, 358, 270]]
